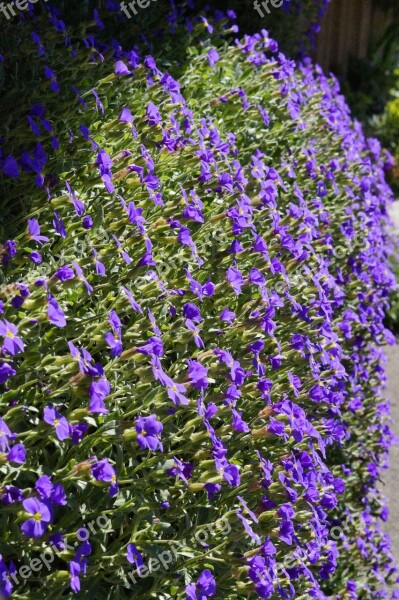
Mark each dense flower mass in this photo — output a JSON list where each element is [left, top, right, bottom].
[[0, 0, 397, 598]]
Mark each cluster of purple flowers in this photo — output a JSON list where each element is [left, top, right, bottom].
[[0, 417, 26, 466], [0, 0, 397, 598]]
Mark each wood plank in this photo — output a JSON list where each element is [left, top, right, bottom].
[[313, 0, 394, 74]]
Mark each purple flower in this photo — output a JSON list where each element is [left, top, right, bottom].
[[21, 498, 52, 538], [69, 541, 91, 593], [73, 262, 93, 296], [17, 283, 29, 298], [44, 66, 59, 93], [43, 406, 70, 441], [30, 251, 42, 264], [91, 89, 104, 114], [309, 384, 325, 403], [204, 403, 218, 419], [207, 48, 219, 68], [79, 123, 90, 142], [0, 555, 14, 597], [89, 378, 111, 414], [248, 555, 273, 598], [82, 215, 93, 229], [122, 287, 142, 313], [93, 8, 105, 29], [205, 483, 222, 500], [53, 210, 66, 238], [70, 561, 81, 593], [28, 218, 49, 244], [200, 16, 213, 33], [226, 266, 244, 295], [91, 458, 118, 497], [96, 149, 113, 169], [71, 423, 88, 445], [232, 409, 249, 433], [183, 303, 202, 323], [35, 475, 54, 499], [185, 319, 204, 348], [48, 295, 67, 327], [258, 104, 270, 126], [137, 336, 164, 357], [96, 149, 114, 193], [178, 226, 195, 248], [185, 271, 215, 301], [267, 417, 287, 439], [0, 417, 14, 452], [167, 380, 189, 405], [143, 173, 159, 191], [230, 239, 244, 254], [68, 343, 101, 377], [221, 463, 241, 487], [185, 569, 216, 600], [147, 102, 162, 126], [182, 191, 204, 223], [115, 60, 130, 76], [11, 295, 24, 309], [1, 485, 23, 505], [66, 184, 84, 218], [127, 543, 144, 569], [236, 510, 261, 544], [0, 320, 24, 356], [113, 235, 133, 263], [2, 240, 16, 266], [120, 107, 133, 123], [128, 50, 141, 68], [168, 457, 194, 484], [109, 310, 122, 331], [104, 329, 122, 356], [7, 443, 26, 464], [220, 308, 236, 324], [56, 265, 75, 281], [237, 496, 259, 523], [144, 55, 159, 72], [249, 268, 266, 287], [127, 202, 146, 233], [36, 475, 67, 505], [2, 155, 19, 178], [188, 360, 209, 389], [0, 362, 16, 384], [135, 414, 163, 451], [288, 372, 302, 397], [92, 248, 106, 276], [214, 349, 250, 385], [279, 518, 295, 545]]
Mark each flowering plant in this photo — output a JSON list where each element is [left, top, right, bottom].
[[0, 2, 397, 599]]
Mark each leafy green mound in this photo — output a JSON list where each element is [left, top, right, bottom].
[[0, 4, 397, 599]]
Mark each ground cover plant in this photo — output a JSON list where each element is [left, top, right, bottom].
[[0, 2, 398, 599]]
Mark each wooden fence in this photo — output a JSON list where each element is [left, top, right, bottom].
[[314, 0, 392, 74]]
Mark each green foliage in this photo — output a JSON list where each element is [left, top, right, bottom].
[[0, 4, 397, 600]]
